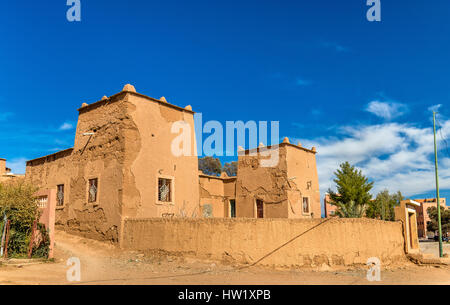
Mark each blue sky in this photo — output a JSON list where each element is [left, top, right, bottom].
[[1, 1, 450, 203]]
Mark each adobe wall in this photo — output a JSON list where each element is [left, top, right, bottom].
[[199, 174, 236, 217], [285, 145, 321, 218], [121, 218, 407, 268], [26, 93, 134, 242], [0, 159, 5, 174], [123, 93, 200, 219], [199, 175, 226, 217], [235, 146, 290, 218]]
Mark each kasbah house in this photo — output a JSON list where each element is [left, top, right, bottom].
[[25, 84, 321, 245]]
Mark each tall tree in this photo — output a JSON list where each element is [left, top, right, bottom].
[[427, 206, 450, 235], [198, 156, 222, 176], [222, 161, 238, 177], [366, 190, 403, 221], [328, 162, 373, 218]]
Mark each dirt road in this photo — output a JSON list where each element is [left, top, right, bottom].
[[0, 231, 449, 285]]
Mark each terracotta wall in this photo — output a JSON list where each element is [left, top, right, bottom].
[[199, 174, 236, 218], [35, 189, 56, 258], [125, 93, 199, 219], [121, 218, 406, 268], [235, 146, 289, 218], [0, 159, 5, 174], [26, 93, 132, 242], [235, 143, 321, 219], [25, 88, 201, 243], [323, 194, 338, 218], [285, 145, 321, 218]]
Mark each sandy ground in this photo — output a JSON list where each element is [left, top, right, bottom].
[[0, 231, 449, 285]]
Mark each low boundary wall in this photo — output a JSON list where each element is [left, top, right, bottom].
[[121, 218, 406, 268]]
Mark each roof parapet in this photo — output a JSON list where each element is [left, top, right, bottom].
[[122, 84, 136, 93]]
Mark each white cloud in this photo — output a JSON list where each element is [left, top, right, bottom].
[[293, 119, 450, 198], [6, 157, 28, 175], [366, 101, 408, 120], [59, 122, 74, 131], [428, 104, 442, 113]]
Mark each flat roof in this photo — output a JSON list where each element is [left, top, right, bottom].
[[242, 142, 316, 155], [199, 173, 237, 181], [78, 90, 195, 115], [26, 148, 74, 164]]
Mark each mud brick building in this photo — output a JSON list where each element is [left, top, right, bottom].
[[0, 158, 24, 182], [25, 84, 321, 244]]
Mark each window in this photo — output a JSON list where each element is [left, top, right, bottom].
[[57, 184, 64, 206], [158, 178, 172, 202], [88, 178, 98, 203], [202, 204, 212, 218], [256, 199, 264, 218], [229, 200, 236, 218], [37, 196, 48, 209], [302, 197, 310, 214]]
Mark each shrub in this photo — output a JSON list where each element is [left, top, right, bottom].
[[0, 181, 49, 258]]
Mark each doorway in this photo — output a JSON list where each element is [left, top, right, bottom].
[[229, 200, 236, 218], [256, 199, 264, 218]]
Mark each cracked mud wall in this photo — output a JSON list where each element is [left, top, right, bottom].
[[199, 175, 236, 217], [235, 144, 321, 218], [122, 218, 407, 269], [26, 93, 137, 242], [26, 91, 200, 243], [235, 146, 290, 218]]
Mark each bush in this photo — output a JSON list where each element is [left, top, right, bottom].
[[0, 181, 49, 258]]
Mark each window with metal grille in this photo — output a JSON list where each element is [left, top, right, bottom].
[[88, 178, 98, 203], [37, 196, 48, 209], [202, 204, 212, 218], [302, 197, 310, 214], [158, 178, 172, 202], [57, 184, 64, 206]]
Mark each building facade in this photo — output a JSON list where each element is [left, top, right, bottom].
[[0, 158, 24, 182], [413, 198, 448, 238], [25, 85, 321, 244], [323, 194, 338, 218]]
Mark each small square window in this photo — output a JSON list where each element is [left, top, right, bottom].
[[302, 197, 310, 214], [202, 204, 212, 218], [88, 178, 98, 203], [158, 178, 172, 202], [57, 184, 64, 206], [37, 196, 48, 209]]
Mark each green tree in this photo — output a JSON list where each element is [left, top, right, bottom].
[[327, 162, 373, 218], [426, 206, 450, 235], [366, 190, 403, 221], [222, 161, 238, 177], [198, 156, 222, 176], [334, 200, 368, 218], [0, 180, 47, 257]]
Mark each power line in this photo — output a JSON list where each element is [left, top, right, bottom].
[[71, 217, 334, 285]]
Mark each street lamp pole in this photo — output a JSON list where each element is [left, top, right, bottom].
[[433, 111, 444, 258]]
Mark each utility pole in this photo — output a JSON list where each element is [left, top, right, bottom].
[[433, 111, 444, 258]]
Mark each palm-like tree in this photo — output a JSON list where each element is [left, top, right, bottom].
[[335, 200, 367, 218]]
